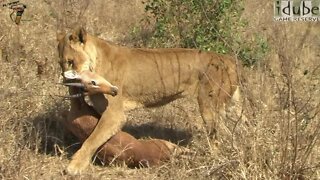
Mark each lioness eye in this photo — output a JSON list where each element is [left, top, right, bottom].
[[91, 80, 96, 86]]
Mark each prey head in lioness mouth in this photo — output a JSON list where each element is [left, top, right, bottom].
[[63, 70, 118, 97]]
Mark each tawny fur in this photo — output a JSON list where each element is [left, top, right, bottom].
[[57, 28, 239, 174]]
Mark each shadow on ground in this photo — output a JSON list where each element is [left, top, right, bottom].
[[30, 101, 193, 157], [123, 123, 192, 146]]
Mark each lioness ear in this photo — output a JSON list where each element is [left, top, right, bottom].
[[71, 27, 87, 44]]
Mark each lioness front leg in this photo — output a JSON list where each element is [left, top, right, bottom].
[[67, 97, 125, 175]]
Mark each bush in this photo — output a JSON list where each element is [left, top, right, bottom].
[[134, 0, 268, 67]]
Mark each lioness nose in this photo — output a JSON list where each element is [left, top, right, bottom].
[[111, 86, 118, 96]]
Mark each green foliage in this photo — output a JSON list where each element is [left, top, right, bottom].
[[136, 0, 268, 67], [238, 34, 269, 67]]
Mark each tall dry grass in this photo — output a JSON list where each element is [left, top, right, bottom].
[[0, 0, 319, 179]]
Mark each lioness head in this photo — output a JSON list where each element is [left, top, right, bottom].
[[57, 28, 96, 76]]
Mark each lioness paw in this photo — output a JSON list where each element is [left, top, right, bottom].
[[66, 158, 90, 175]]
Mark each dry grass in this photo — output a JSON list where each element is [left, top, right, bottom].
[[0, 0, 319, 179]]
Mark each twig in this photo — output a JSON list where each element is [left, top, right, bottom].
[[0, 35, 4, 42], [207, 160, 239, 176], [231, 108, 244, 150], [186, 165, 208, 174]]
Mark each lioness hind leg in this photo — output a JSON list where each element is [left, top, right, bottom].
[[197, 83, 218, 140], [197, 60, 237, 144], [67, 97, 125, 175]]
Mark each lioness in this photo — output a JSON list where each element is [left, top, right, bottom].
[[57, 28, 239, 174], [63, 71, 185, 168]]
